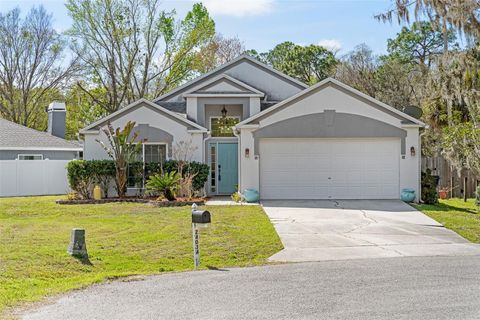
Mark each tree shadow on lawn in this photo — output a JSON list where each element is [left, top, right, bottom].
[[421, 201, 479, 215]]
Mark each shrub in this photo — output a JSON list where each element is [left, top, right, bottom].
[[66, 160, 95, 199], [67, 159, 208, 198], [145, 171, 181, 201], [66, 191, 80, 200], [421, 169, 438, 204], [67, 160, 115, 199], [163, 160, 209, 191], [231, 192, 242, 203], [90, 160, 116, 197]]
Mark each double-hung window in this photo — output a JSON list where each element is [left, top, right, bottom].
[[127, 144, 167, 188], [143, 144, 167, 163]]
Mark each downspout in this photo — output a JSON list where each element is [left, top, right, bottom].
[[202, 131, 211, 197], [233, 128, 241, 193]]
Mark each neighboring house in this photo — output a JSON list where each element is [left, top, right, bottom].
[[0, 102, 82, 197], [81, 55, 425, 201], [0, 102, 82, 160]]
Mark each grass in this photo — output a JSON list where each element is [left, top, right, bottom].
[[414, 198, 480, 243], [0, 196, 283, 315]]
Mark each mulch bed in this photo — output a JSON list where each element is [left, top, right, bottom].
[[56, 197, 205, 207]]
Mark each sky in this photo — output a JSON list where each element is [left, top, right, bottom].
[[0, 0, 407, 55]]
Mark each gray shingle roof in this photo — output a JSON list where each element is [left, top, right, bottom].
[[261, 102, 279, 111], [0, 118, 81, 150], [155, 101, 187, 114]]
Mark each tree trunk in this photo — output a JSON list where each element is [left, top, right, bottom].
[[116, 166, 127, 198]]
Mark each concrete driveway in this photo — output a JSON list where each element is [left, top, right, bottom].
[[262, 200, 480, 262]]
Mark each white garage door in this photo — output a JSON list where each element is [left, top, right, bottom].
[[260, 138, 400, 200]]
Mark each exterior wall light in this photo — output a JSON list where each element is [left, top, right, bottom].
[[221, 105, 227, 118], [410, 146, 416, 157], [245, 148, 250, 158]]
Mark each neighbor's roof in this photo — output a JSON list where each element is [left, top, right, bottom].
[[0, 118, 82, 151]]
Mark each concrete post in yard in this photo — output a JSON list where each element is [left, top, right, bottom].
[[67, 228, 88, 257]]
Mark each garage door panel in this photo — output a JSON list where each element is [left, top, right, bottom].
[[260, 138, 400, 200]]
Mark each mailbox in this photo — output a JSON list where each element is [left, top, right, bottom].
[[192, 210, 211, 224]]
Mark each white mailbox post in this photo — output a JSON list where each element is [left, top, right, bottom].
[[191, 203, 211, 269]]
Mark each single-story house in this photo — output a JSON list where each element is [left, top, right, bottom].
[[80, 54, 425, 201], [0, 102, 82, 197], [0, 102, 82, 160]]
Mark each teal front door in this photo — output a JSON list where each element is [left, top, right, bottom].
[[217, 143, 238, 194]]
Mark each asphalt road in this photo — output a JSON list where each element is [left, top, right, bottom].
[[22, 256, 480, 320]]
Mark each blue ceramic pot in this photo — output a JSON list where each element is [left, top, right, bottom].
[[401, 188, 416, 202], [243, 189, 260, 203]]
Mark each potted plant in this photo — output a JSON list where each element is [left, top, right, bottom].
[[438, 186, 458, 200]]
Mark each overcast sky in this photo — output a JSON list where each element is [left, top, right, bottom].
[[0, 0, 407, 55]]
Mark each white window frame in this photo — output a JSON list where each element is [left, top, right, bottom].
[[209, 116, 241, 138], [142, 143, 168, 163], [127, 143, 168, 190], [17, 154, 43, 160]]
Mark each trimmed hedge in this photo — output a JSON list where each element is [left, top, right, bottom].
[[67, 159, 209, 198], [66, 160, 116, 199]]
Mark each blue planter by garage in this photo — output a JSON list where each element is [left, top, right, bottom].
[[401, 188, 416, 202], [243, 189, 260, 203]]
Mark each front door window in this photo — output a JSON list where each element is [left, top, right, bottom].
[[210, 144, 216, 193]]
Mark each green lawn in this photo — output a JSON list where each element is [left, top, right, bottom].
[[0, 196, 283, 315], [414, 198, 480, 243]]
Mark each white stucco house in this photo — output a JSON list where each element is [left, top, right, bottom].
[[80, 55, 425, 201]]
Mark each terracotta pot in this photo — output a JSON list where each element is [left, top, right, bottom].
[[438, 190, 449, 199]]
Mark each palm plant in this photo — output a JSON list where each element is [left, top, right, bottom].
[[145, 171, 181, 201], [96, 121, 143, 198]]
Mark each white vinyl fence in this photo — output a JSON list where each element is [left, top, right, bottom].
[[0, 160, 71, 197]]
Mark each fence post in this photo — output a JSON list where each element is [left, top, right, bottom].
[[464, 176, 468, 202]]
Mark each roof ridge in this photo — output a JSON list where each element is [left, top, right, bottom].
[[153, 54, 307, 102]]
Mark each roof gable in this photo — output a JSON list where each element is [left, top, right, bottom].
[[237, 78, 425, 127], [184, 74, 264, 96], [80, 99, 207, 133], [154, 54, 308, 102]]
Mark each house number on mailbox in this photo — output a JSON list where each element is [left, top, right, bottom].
[[193, 225, 200, 268]]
